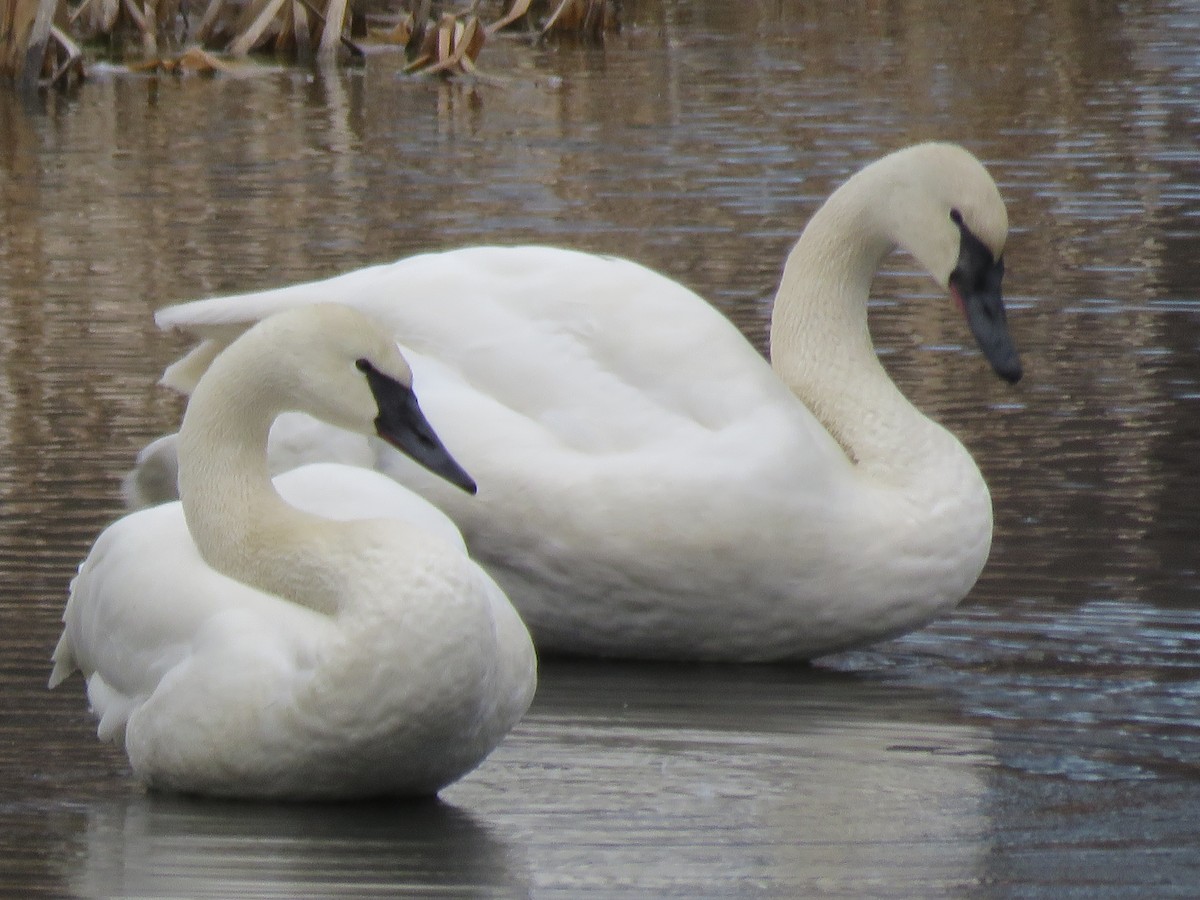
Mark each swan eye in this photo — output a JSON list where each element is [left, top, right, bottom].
[[950, 209, 964, 226], [355, 358, 372, 374]]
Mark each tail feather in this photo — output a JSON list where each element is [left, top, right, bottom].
[[49, 630, 76, 689], [159, 338, 231, 394], [121, 434, 181, 510]]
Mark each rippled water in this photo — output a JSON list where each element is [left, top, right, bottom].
[[3, 0, 1200, 895]]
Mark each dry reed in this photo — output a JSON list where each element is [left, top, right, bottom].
[[4, 0, 618, 91], [1, 0, 83, 88]]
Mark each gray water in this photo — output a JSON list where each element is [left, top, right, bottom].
[[3, 1, 1200, 895]]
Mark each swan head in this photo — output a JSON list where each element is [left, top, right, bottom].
[[876, 143, 1022, 384], [225, 304, 477, 494]]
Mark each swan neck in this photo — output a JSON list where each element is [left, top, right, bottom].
[[768, 176, 916, 460], [767, 168, 957, 480], [177, 348, 342, 615]]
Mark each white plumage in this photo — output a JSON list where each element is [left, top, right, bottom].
[[124, 143, 1020, 662], [53, 305, 536, 799]]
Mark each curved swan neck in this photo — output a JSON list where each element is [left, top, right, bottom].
[[768, 161, 949, 477], [177, 339, 343, 615]]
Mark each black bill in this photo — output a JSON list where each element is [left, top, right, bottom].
[[357, 359, 478, 495], [950, 221, 1023, 384]]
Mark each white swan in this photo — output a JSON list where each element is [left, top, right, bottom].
[[125, 143, 1021, 662], [51, 305, 537, 800]]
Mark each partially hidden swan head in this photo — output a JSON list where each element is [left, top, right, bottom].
[[185, 303, 478, 494]]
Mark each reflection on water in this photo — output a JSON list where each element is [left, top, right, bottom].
[[470, 664, 993, 897], [4, 0, 1200, 894], [54, 664, 993, 898], [67, 795, 520, 898], [834, 601, 1200, 781]]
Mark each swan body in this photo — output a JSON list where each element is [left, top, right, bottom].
[[127, 143, 1021, 662], [53, 306, 536, 799]]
